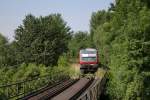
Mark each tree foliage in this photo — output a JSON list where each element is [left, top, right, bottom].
[[90, 10, 111, 41], [68, 31, 93, 58], [0, 34, 14, 66], [14, 14, 71, 66], [90, 0, 150, 99]]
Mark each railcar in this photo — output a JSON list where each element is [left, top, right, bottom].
[[79, 48, 99, 73]]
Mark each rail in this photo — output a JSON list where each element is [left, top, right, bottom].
[[0, 70, 69, 100], [24, 79, 79, 100], [20, 69, 107, 100], [51, 77, 94, 100]]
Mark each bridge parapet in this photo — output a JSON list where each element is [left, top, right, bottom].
[[77, 70, 107, 100], [0, 70, 69, 100]]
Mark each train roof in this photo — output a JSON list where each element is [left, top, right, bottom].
[[80, 48, 97, 51], [80, 48, 97, 53]]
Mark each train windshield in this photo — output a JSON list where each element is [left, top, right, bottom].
[[80, 50, 96, 54], [80, 50, 97, 62], [81, 57, 96, 62]]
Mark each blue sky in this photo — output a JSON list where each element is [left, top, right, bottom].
[[0, 0, 114, 41]]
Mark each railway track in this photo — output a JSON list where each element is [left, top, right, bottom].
[[21, 77, 94, 100]]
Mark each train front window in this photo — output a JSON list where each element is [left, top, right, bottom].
[[81, 50, 96, 54], [81, 57, 96, 62]]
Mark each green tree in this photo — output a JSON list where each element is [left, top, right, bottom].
[[90, 0, 150, 99], [90, 10, 111, 41], [68, 31, 93, 58], [14, 14, 71, 66], [0, 33, 10, 66]]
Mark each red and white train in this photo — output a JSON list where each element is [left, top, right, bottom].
[[79, 48, 99, 73]]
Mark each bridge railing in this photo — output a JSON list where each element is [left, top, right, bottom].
[[77, 71, 107, 100], [0, 70, 69, 100]]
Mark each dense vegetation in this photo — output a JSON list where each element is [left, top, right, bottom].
[[0, 14, 73, 99], [68, 31, 93, 58], [90, 0, 150, 99], [14, 14, 71, 66]]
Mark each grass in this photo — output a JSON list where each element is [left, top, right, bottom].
[[95, 68, 107, 78]]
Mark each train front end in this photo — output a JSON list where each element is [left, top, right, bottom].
[[79, 48, 99, 73]]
